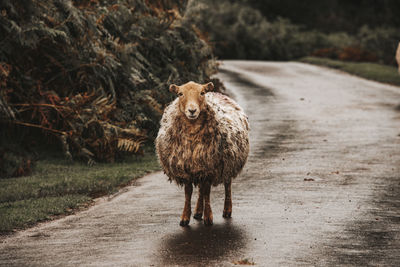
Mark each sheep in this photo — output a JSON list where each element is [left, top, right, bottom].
[[396, 42, 400, 73], [155, 81, 249, 226]]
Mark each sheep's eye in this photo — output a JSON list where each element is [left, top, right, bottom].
[[200, 91, 205, 96], [178, 92, 183, 97]]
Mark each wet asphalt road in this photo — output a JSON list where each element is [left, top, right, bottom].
[[1, 61, 400, 266]]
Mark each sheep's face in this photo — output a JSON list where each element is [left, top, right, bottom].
[[169, 81, 214, 120]]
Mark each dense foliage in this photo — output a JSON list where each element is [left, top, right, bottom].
[[189, 0, 400, 65], [244, 0, 400, 33], [0, 0, 217, 176]]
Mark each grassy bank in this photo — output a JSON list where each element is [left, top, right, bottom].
[[0, 151, 160, 233], [299, 57, 400, 86]]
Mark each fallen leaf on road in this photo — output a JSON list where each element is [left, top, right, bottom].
[[233, 258, 256, 265]]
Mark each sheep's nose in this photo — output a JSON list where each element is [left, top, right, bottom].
[[189, 109, 197, 115]]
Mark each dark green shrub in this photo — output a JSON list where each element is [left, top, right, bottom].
[[357, 26, 400, 65], [189, 0, 397, 65], [0, 0, 217, 172]]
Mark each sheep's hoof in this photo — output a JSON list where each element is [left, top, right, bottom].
[[193, 213, 203, 220], [204, 218, 213, 226], [223, 211, 232, 218], [179, 219, 190, 227]]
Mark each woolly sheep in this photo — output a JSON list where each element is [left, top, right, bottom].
[[155, 81, 249, 226]]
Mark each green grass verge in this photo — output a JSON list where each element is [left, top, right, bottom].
[[0, 151, 160, 233], [299, 57, 400, 86], [0, 195, 91, 232]]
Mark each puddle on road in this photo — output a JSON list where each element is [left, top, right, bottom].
[[158, 220, 247, 265], [315, 175, 400, 266]]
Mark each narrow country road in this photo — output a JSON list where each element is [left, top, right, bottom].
[[1, 61, 399, 266]]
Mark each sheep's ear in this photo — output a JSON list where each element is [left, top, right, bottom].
[[203, 82, 214, 92], [169, 84, 179, 93]]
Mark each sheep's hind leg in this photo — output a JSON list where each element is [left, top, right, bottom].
[[203, 182, 213, 226], [193, 186, 204, 220], [180, 183, 193, 227], [223, 181, 232, 218]]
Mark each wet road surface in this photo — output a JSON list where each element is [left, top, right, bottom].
[[1, 61, 399, 266]]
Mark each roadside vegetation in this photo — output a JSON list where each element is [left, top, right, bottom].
[[300, 57, 400, 86], [0, 148, 159, 233], [0, 0, 218, 176], [189, 0, 400, 65]]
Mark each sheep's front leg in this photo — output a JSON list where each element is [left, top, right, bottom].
[[180, 183, 193, 227], [193, 186, 204, 220], [223, 181, 232, 218], [203, 182, 213, 226]]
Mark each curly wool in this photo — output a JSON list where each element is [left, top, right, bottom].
[[156, 92, 249, 186]]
